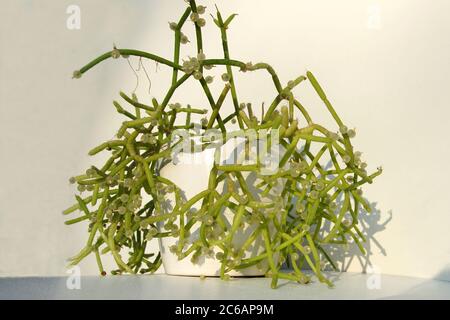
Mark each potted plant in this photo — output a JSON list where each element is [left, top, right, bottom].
[[63, 0, 382, 288]]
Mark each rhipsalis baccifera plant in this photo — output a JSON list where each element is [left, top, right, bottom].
[[64, 0, 382, 288]]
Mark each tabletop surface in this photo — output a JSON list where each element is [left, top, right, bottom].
[[1, 272, 449, 300]]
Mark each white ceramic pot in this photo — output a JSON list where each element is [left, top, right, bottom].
[[158, 149, 272, 277]]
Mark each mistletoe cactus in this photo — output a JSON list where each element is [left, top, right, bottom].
[[63, 0, 382, 288]]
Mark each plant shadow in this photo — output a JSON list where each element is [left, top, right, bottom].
[[321, 201, 392, 273]]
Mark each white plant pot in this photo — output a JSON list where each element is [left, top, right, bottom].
[[158, 149, 272, 277]]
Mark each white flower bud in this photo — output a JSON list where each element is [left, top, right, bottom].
[[193, 71, 203, 80], [290, 167, 300, 178], [328, 131, 340, 141], [244, 62, 253, 71], [343, 155, 351, 163], [347, 128, 356, 138], [180, 34, 189, 44], [315, 181, 325, 191], [149, 227, 158, 236], [106, 176, 114, 185], [197, 51, 206, 61], [169, 22, 177, 31], [205, 216, 214, 225], [205, 75, 214, 84], [124, 178, 133, 189], [120, 194, 129, 203], [339, 125, 348, 134], [221, 73, 230, 82], [182, 61, 193, 73], [343, 219, 352, 227], [197, 18, 206, 27], [300, 179, 310, 189], [299, 161, 309, 171], [329, 202, 338, 211], [196, 5, 206, 14], [111, 48, 121, 59], [190, 12, 199, 22], [295, 201, 305, 213], [310, 190, 319, 199]]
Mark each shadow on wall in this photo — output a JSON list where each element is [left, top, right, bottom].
[[296, 158, 392, 274], [322, 202, 392, 274]]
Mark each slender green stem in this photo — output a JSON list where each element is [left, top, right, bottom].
[[78, 49, 181, 76]]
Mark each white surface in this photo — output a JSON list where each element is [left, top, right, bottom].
[[0, 273, 449, 300], [0, 0, 449, 281]]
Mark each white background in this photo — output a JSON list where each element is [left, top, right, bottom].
[[0, 0, 449, 281]]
